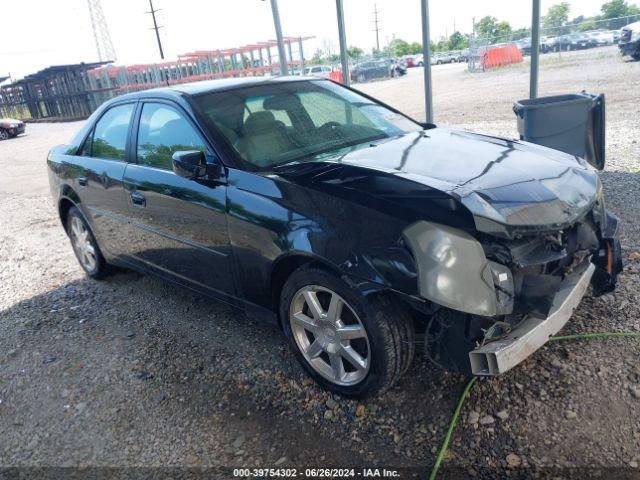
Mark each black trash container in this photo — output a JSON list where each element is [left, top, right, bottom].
[[514, 92, 605, 170]]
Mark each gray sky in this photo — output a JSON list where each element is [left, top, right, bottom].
[[1, 0, 611, 79]]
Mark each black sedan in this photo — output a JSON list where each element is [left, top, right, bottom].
[[47, 77, 621, 398], [349, 60, 390, 83]]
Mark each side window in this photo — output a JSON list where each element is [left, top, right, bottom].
[[137, 103, 207, 170], [91, 104, 135, 160]]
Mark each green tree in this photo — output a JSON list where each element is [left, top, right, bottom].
[[347, 46, 364, 59], [407, 42, 423, 55], [447, 31, 469, 50], [311, 49, 324, 64], [389, 38, 410, 56], [543, 2, 571, 35], [577, 19, 598, 31], [475, 16, 512, 43], [510, 28, 530, 41], [600, 0, 640, 28]]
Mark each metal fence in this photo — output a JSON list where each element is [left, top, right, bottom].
[[0, 37, 312, 121]]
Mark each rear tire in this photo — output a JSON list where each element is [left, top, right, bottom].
[[0, 129, 8, 140], [280, 267, 415, 398], [66, 206, 110, 279]]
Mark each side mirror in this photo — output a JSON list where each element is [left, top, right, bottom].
[[172, 150, 207, 179]]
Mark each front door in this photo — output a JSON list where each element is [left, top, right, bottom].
[[122, 100, 234, 298]]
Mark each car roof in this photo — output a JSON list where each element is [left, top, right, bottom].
[[113, 75, 318, 102]]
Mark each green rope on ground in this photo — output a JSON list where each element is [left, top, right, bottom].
[[427, 331, 640, 480], [549, 331, 640, 342], [428, 376, 477, 480]]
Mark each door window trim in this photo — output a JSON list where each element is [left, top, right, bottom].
[[78, 100, 138, 162], [132, 99, 215, 172]]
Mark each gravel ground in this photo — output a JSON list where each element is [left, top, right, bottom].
[[1, 46, 639, 477]]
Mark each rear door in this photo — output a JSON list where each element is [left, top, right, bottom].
[[71, 101, 136, 256], [122, 100, 234, 298]]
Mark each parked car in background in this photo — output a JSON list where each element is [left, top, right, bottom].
[[413, 54, 424, 66], [584, 30, 615, 46], [432, 53, 456, 65], [550, 33, 596, 51], [0, 118, 25, 140], [453, 50, 468, 62], [570, 33, 598, 50], [610, 29, 622, 43], [46, 76, 622, 398], [389, 59, 407, 77], [350, 60, 390, 82], [304, 65, 332, 78], [402, 55, 416, 67], [619, 21, 640, 59], [516, 38, 550, 56]]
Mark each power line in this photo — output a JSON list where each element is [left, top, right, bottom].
[[372, 4, 381, 51], [146, 0, 165, 60], [86, 0, 117, 62]]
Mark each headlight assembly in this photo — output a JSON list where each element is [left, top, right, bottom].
[[403, 221, 513, 317]]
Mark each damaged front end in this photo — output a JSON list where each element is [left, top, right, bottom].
[[404, 204, 622, 376]]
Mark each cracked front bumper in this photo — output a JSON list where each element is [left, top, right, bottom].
[[469, 261, 595, 376]]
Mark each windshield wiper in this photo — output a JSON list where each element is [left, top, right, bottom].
[[272, 134, 387, 170]]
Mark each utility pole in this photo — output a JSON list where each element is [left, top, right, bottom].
[[530, 0, 541, 99], [372, 4, 381, 51], [420, 0, 433, 123], [336, 0, 350, 86], [267, 0, 288, 76], [146, 0, 165, 60]]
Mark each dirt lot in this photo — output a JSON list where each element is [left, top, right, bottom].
[[1, 46, 640, 477]]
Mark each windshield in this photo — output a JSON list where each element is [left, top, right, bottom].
[[193, 80, 422, 170]]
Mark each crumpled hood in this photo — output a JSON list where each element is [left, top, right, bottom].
[[297, 128, 600, 237]]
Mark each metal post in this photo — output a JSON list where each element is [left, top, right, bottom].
[[530, 0, 541, 99], [336, 0, 350, 86], [298, 37, 305, 75], [269, 0, 288, 76], [266, 46, 274, 75], [287, 40, 294, 74], [420, 0, 434, 123]]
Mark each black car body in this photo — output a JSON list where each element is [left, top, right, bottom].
[[516, 38, 550, 56], [619, 22, 640, 59], [0, 118, 26, 140], [47, 77, 622, 397], [349, 60, 390, 82]]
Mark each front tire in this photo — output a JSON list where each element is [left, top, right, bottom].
[[0, 129, 8, 141], [66, 206, 109, 279], [280, 267, 415, 398]]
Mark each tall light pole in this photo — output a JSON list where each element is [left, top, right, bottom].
[[530, 0, 541, 98], [336, 0, 350, 86], [267, 0, 288, 76], [420, 0, 434, 123]]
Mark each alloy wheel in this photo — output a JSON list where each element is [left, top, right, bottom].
[[0, 130, 8, 140], [69, 216, 97, 272], [289, 285, 371, 386]]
